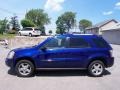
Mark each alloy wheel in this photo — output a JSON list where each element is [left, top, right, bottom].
[[18, 63, 32, 76], [91, 63, 103, 76]]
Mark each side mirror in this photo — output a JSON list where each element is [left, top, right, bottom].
[[41, 47, 47, 52]]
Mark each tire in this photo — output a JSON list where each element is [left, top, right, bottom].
[[15, 60, 35, 77], [19, 32, 21, 36], [88, 60, 105, 77], [29, 33, 32, 37]]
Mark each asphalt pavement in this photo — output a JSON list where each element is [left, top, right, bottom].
[[0, 45, 120, 90]]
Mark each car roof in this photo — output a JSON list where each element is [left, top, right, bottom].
[[56, 34, 99, 38]]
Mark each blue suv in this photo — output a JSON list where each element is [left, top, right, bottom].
[[6, 34, 114, 77]]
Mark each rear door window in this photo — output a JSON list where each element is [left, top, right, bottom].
[[69, 37, 90, 48]]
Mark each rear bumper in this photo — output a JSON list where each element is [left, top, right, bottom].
[[107, 57, 114, 67]]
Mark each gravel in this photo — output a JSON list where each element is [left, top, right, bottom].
[[0, 42, 120, 90]]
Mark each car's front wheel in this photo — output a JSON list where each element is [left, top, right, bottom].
[[15, 60, 35, 77], [88, 60, 105, 77]]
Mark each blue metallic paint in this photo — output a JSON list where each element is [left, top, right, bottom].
[[5, 34, 114, 69]]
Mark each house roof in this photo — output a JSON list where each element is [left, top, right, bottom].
[[86, 19, 118, 30], [102, 23, 120, 31]]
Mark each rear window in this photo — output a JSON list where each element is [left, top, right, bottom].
[[92, 37, 108, 48]]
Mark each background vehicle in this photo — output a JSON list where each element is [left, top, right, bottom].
[[6, 34, 114, 77], [18, 27, 41, 37]]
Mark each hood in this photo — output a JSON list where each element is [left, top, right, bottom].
[[12, 46, 36, 53]]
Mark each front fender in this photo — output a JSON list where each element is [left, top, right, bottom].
[[13, 51, 38, 67]]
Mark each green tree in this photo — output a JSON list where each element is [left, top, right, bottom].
[[10, 16, 20, 31], [56, 12, 76, 33], [21, 19, 35, 28], [56, 16, 66, 34], [40, 26, 46, 35], [25, 9, 50, 28], [79, 19, 92, 33], [56, 29, 65, 34], [56, 29, 60, 34], [49, 30, 52, 35], [0, 18, 8, 34]]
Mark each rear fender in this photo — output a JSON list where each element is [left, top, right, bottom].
[[86, 54, 108, 68]]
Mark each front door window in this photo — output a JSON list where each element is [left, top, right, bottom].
[[42, 37, 67, 49]]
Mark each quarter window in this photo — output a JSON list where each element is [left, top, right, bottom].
[[92, 37, 108, 48]]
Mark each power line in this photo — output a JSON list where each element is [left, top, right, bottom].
[[0, 7, 25, 20], [0, 7, 16, 15]]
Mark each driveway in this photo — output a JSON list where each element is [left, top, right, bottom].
[[0, 45, 120, 90]]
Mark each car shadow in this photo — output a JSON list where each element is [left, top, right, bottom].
[[8, 68, 16, 76], [8, 68, 111, 77], [35, 70, 88, 77], [35, 69, 111, 77]]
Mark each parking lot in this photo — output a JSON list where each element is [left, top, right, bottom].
[[0, 43, 120, 90]]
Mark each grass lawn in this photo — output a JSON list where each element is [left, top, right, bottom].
[[0, 34, 15, 39]]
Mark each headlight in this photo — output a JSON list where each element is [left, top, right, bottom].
[[7, 51, 15, 59]]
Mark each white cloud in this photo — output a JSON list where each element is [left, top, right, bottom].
[[115, 2, 120, 9], [103, 11, 113, 15], [44, 0, 65, 12]]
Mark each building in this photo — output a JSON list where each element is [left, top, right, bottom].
[[102, 23, 120, 45], [86, 19, 118, 35]]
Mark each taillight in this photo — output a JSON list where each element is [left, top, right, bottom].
[[109, 50, 113, 57]]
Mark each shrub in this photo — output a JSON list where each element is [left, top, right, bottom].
[[7, 30, 16, 34]]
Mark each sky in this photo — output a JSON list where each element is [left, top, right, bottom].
[[0, 0, 120, 33]]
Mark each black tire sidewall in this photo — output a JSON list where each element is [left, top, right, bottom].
[[19, 32, 21, 36], [29, 33, 32, 37], [88, 60, 105, 77], [15, 60, 35, 77]]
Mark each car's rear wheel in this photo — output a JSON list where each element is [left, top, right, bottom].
[[29, 33, 32, 37], [15, 60, 35, 77], [18, 32, 21, 36], [88, 60, 105, 77]]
